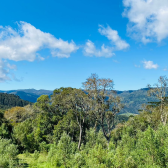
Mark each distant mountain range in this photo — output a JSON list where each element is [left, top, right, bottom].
[[0, 89, 53, 103], [117, 88, 158, 114], [0, 88, 167, 115]]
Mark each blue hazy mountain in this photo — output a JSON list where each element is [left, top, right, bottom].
[[0, 89, 53, 103]]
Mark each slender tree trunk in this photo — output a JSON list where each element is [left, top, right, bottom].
[[78, 125, 83, 150], [101, 124, 109, 141], [163, 111, 167, 126], [107, 120, 111, 134], [160, 100, 164, 123], [94, 120, 97, 132]]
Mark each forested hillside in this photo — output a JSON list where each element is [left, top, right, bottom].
[[118, 88, 166, 114], [0, 93, 31, 110]]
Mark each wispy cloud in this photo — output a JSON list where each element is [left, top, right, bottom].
[[98, 25, 130, 50], [0, 60, 11, 82], [142, 60, 159, 69], [163, 67, 168, 71], [123, 0, 168, 43], [11, 73, 23, 82], [0, 60, 23, 82], [36, 54, 45, 61], [6, 63, 17, 70], [84, 25, 129, 57], [84, 40, 115, 57]]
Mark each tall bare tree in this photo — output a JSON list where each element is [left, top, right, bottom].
[[83, 74, 123, 141], [148, 76, 168, 125]]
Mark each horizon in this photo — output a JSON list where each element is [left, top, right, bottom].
[[0, 87, 150, 92]]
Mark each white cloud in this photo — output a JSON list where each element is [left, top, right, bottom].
[[6, 63, 17, 70], [84, 25, 129, 57], [98, 25, 130, 50], [0, 21, 79, 82], [36, 54, 45, 61], [0, 21, 78, 61], [123, 0, 168, 43], [0, 60, 23, 82], [84, 40, 115, 57], [0, 60, 11, 82], [142, 60, 158, 69]]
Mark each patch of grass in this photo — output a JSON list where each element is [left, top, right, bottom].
[[18, 152, 53, 168], [119, 112, 136, 117]]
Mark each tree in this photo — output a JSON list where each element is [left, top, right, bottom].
[[0, 138, 19, 167], [82, 74, 123, 141], [4, 105, 34, 125], [53, 110, 79, 142], [147, 76, 168, 125], [34, 95, 50, 112], [51, 88, 92, 150]]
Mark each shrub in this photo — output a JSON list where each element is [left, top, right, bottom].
[[0, 138, 18, 168]]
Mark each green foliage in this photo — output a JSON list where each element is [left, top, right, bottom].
[[47, 132, 77, 167], [118, 88, 166, 115], [0, 93, 31, 110], [4, 105, 34, 126], [53, 110, 79, 142], [33, 150, 40, 160], [0, 111, 12, 139], [13, 119, 36, 152], [0, 138, 19, 168], [84, 128, 108, 150], [4, 82, 168, 167], [10, 104, 168, 167], [13, 112, 57, 152], [109, 125, 168, 167], [34, 95, 50, 111]]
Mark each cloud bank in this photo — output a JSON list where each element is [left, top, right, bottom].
[[123, 0, 168, 43], [84, 25, 129, 57]]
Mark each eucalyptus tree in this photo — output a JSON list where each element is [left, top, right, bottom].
[[51, 87, 92, 150], [82, 74, 123, 141], [148, 76, 168, 125]]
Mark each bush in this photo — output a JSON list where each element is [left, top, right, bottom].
[[0, 138, 19, 168]]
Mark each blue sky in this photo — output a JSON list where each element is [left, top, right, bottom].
[[0, 0, 168, 91]]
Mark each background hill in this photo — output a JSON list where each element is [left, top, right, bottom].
[[0, 88, 167, 114], [0, 89, 53, 103], [0, 93, 31, 110], [117, 88, 159, 115]]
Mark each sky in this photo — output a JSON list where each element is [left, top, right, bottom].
[[0, 0, 168, 91]]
